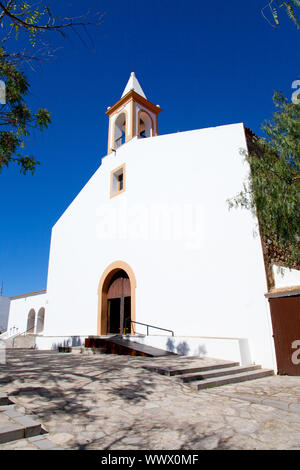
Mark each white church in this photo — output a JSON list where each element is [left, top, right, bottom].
[[2, 73, 300, 370]]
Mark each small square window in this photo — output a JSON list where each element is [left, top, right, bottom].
[[110, 164, 126, 198]]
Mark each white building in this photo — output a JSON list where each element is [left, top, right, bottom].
[[0, 295, 10, 333], [6, 290, 46, 337], [4, 73, 300, 370]]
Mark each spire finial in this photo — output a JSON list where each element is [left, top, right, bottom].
[[121, 72, 146, 99]]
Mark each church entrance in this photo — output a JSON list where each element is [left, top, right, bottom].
[[107, 270, 131, 334], [98, 261, 136, 336]]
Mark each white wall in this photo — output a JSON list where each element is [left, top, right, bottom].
[[35, 335, 86, 350], [44, 123, 275, 368], [273, 265, 300, 289], [7, 293, 47, 337], [0, 296, 10, 333], [129, 335, 252, 366]]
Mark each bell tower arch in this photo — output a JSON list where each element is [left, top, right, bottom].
[[106, 72, 162, 154]]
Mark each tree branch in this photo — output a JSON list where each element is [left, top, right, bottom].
[[0, 1, 97, 34]]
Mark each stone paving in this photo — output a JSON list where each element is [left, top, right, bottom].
[[208, 375, 300, 414], [0, 350, 300, 450]]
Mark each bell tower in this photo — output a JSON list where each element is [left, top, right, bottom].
[[106, 72, 162, 154]]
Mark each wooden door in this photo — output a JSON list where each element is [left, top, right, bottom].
[[269, 295, 300, 376], [107, 270, 131, 334]]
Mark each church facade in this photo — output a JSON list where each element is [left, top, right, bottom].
[[3, 73, 300, 370]]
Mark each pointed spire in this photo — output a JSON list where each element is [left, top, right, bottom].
[[121, 72, 147, 99]]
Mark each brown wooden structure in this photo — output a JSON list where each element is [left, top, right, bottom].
[[85, 335, 177, 357], [106, 270, 131, 335], [267, 288, 300, 376]]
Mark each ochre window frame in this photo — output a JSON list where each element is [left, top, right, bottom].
[[110, 163, 126, 198]]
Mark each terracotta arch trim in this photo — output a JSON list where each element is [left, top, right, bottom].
[[97, 261, 136, 335], [111, 109, 130, 153], [137, 108, 155, 137]]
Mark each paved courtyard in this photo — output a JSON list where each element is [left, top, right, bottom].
[[0, 350, 300, 450]]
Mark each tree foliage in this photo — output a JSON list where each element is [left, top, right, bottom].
[[262, 1, 300, 29], [0, 48, 50, 174], [0, 1, 101, 175], [229, 93, 300, 269]]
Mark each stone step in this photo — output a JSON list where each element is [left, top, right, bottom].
[[0, 393, 12, 406], [0, 404, 25, 415], [191, 369, 274, 390], [0, 400, 62, 449], [0, 434, 63, 450], [0, 392, 62, 449], [144, 361, 240, 376], [179, 364, 262, 382], [0, 424, 25, 444], [4, 334, 37, 349], [0, 414, 42, 444], [0, 394, 43, 444]]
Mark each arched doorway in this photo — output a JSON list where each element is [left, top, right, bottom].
[[107, 270, 131, 334], [114, 112, 127, 149], [36, 307, 45, 334], [138, 110, 154, 138], [26, 309, 36, 333], [98, 261, 136, 336]]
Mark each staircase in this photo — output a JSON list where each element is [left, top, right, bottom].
[[144, 360, 274, 390], [4, 334, 36, 349], [0, 393, 61, 449], [2, 327, 37, 349]]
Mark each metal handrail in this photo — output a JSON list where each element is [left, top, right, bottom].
[[114, 135, 125, 149], [130, 320, 174, 337], [6, 327, 35, 348]]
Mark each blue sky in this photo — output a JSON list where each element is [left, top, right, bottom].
[[0, 0, 299, 296]]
